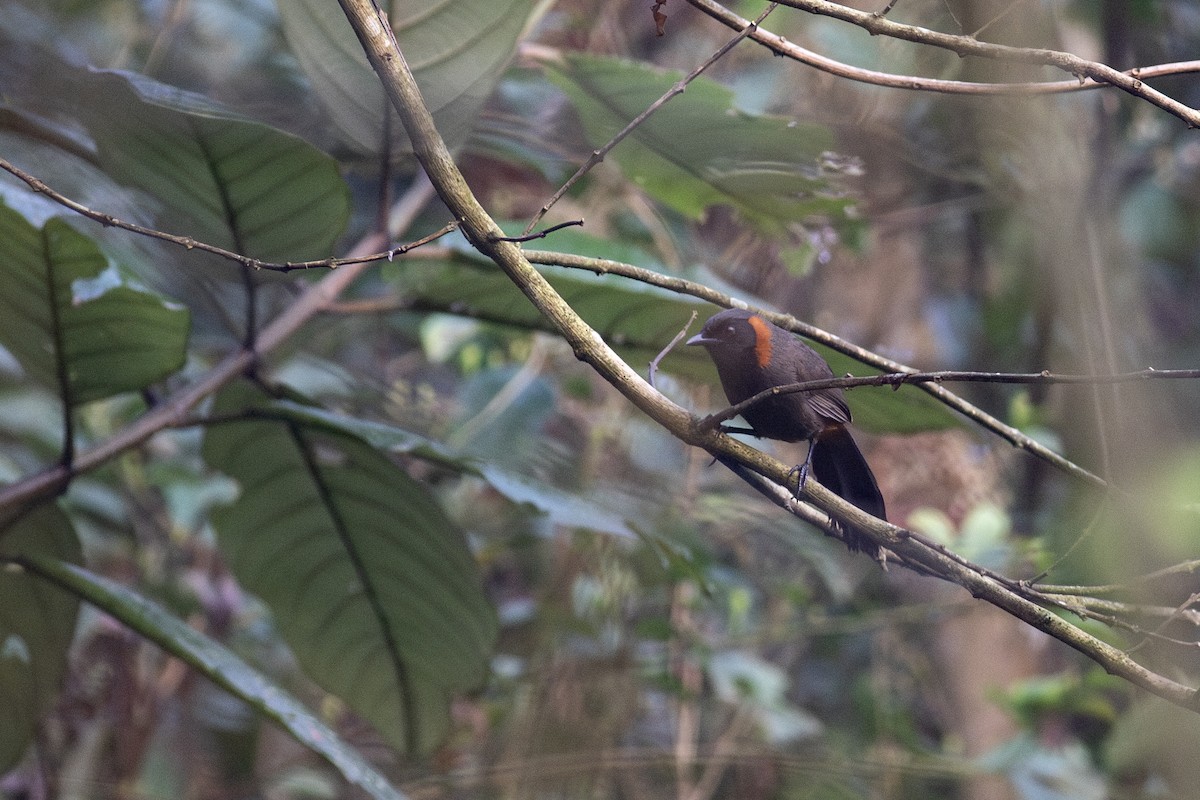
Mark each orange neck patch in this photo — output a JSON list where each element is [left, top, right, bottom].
[[746, 315, 773, 369]]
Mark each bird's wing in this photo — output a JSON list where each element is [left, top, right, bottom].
[[807, 391, 852, 425]]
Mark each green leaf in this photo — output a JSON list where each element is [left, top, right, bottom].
[[0, 503, 82, 772], [201, 382, 497, 754], [277, 0, 546, 155], [12, 555, 408, 800], [546, 53, 854, 234], [392, 246, 717, 380], [0, 201, 190, 407], [75, 69, 349, 266]]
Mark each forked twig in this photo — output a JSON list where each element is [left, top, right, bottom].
[[523, 3, 780, 235]]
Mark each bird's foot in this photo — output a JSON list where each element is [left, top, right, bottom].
[[787, 462, 810, 495]]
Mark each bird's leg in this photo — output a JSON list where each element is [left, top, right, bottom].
[[787, 438, 818, 495]]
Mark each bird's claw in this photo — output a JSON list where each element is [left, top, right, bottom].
[[787, 462, 810, 495]]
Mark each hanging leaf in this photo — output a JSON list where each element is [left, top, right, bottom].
[[202, 382, 497, 754], [277, 0, 547, 155], [0, 503, 82, 773], [546, 53, 856, 235], [0, 201, 189, 407]]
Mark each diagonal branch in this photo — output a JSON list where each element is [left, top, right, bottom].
[[333, 0, 1200, 713]]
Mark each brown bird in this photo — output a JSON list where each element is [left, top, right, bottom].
[[687, 308, 885, 554]]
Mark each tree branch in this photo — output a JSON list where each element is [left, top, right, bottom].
[[749, 0, 1200, 126], [688, 0, 1200, 100]]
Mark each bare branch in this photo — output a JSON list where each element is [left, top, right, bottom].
[[1036, 561, 1200, 597], [770, 0, 1200, 126], [687, 0, 1200, 121], [492, 219, 584, 242]]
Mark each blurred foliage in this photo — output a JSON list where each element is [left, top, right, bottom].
[[1, 0, 1200, 798]]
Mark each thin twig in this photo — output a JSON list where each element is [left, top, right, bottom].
[[700, 368, 1200, 429], [522, 3, 779, 235], [874, 0, 901, 17], [1126, 592, 1200, 654], [648, 311, 697, 389], [491, 219, 583, 242], [1024, 494, 1113, 585], [1033, 561, 1200, 596], [1041, 595, 1200, 625], [0, 155, 457, 271], [970, 0, 1031, 39]]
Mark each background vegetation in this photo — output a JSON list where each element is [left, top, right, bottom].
[[2, 0, 1199, 798]]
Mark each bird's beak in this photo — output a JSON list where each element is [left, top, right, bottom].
[[685, 332, 710, 347]]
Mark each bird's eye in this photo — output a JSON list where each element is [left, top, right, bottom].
[[726, 325, 736, 334]]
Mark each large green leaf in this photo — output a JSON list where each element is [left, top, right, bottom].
[[277, 0, 545, 155], [201, 383, 497, 755], [13, 555, 408, 800], [0, 201, 189, 407], [546, 53, 855, 235], [392, 245, 959, 433], [0, 504, 82, 772], [74, 69, 349, 267]]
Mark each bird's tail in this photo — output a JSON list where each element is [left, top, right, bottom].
[[811, 426, 886, 554]]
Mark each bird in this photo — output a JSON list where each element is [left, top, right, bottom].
[[686, 308, 886, 555]]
